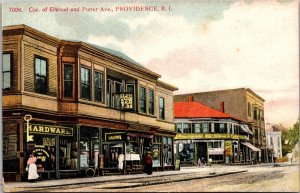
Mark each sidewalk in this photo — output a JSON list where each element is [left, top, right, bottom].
[[3, 165, 247, 190]]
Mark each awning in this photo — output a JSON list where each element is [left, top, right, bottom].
[[240, 125, 253, 135], [241, 142, 261, 152]]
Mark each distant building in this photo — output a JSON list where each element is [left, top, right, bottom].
[[174, 97, 257, 166], [174, 88, 268, 163], [266, 124, 283, 161]]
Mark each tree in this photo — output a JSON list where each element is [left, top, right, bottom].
[[281, 119, 299, 156]]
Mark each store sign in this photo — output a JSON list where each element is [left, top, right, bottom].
[[43, 137, 55, 146], [27, 123, 73, 136], [105, 132, 125, 142], [119, 93, 134, 111], [225, 141, 233, 156], [127, 132, 153, 139]]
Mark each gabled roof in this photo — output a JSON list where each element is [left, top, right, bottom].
[[174, 101, 242, 121]]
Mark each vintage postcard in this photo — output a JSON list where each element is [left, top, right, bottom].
[[1, 0, 299, 192]]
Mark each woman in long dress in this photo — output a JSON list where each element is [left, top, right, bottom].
[[27, 154, 39, 182]]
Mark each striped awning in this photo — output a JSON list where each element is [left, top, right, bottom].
[[240, 125, 253, 135], [241, 142, 261, 152]]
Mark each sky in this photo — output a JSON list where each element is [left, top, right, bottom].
[[2, 0, 299, 128]]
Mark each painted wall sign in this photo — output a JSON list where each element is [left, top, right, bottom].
[[25, 123, 73, 136]]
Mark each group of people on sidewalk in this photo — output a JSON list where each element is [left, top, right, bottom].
[[198, 157, 213, 167]]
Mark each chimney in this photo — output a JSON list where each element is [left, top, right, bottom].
[[188, 96, 194, 102], [220, 101, 225, 113]]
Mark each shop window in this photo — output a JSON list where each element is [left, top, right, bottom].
[[28, 135, 57, 172], [64, 64, 73, 98], [34, 56, 48, 94], [139, 86, 146, 113], [126, 136, 139, 154], [2, 53, 12, 90], [163, 137, 172, 166], [153, 136, 161, 143], [152, 144, 161, 167], [94, 71, 103, 102], [59, 128, 78, 170], [80, 127, 99, 169], [192, 123, 201, 133], [179, 144, 194, 163], [80, 67, 91, 100], [159, 97, 165, 120], [183, 123, 191, 133], [210, 155, 224, 161], [176, 123, 183, 133], [208, 141, 221, 148], [148, 89, 155, 115]]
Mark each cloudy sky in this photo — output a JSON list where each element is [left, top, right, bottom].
[[2, 0, 299, 127]]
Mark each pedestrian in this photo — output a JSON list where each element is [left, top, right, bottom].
[[144, 152, 153, 175], [208, 157, 212, 167], [201, 157, 206, 166], [118, 152, 124, 170], [27, 153, 39, 182], [197, 158, 202, 167]]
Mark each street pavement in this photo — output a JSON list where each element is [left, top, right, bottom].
[[2, 162, 298, 192]]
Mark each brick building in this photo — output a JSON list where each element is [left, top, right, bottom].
[[174, 88, 268, 163], [2, 24, 178, 181]]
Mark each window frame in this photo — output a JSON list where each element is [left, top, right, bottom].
[[159, 97, 165, 120], [148, 89, 155, 115], [80, 66, 91, 100], [94, 71, 104, 103], [139, 86, 146, 113], [2, 52, 13, 90], [63, 64, 74, 98], [34, 55, 48, 94]]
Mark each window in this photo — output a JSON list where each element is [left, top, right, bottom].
[[148, 89, 154, 115], [208, 141, 221, 148], [2, 53, 12, 89], [159, 97, 165, 120], [253, 107, 258, 120], [139, 86, 146, 113], [179, 144, 194, 163], [64, 64, 73, 98], [34, 57, 48, 94], [203, 123, 209, 133], [176, 123, 183, 133], [248, 102, 251, 117], [80, 67, 91, 100], [126, 84, 135, 110], [107, 79, 112, 107], [220, 123, 226, 133], [94, 71, 103, 102], [183, 123, 191, 133], [193, 123, 201, 133], [114, 81, 122, 109]]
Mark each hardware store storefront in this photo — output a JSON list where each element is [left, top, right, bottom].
[[17, 121, 175, 181]]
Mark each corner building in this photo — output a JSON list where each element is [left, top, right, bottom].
[[174, 88, 268, 163], [2, 24, 178, 181]]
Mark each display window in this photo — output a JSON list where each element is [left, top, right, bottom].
[[59, 128, 78, 170], [163, 137, 173, 166], [179, 143, 194, 163], [80, 127, 100, 169], [26, 134, 56, 172]]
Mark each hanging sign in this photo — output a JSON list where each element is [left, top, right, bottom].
[[119, 93, 134, 111]]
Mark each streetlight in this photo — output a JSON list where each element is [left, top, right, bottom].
[[24, 114, 33, 142]]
